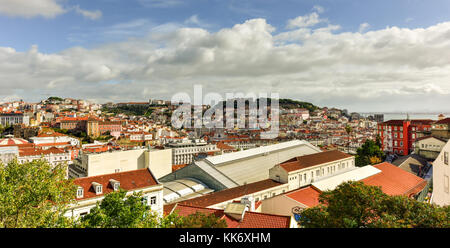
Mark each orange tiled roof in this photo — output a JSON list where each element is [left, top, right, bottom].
[[285, 186, 322, 208], [169, 179, 284, 208], [216, 142, 237, 151], [73, 168, 159, 201], [361, 162, 427, 197], [19, 147, 67, 156], [280, 150, 353, 172], [170, 204, 291, 228]]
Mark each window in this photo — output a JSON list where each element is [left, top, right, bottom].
[[95, 185, 102, 194], [76, 187, 84, 198], [115, 169, 120, 173], [150, 196, 157, 205], [445, 152, 449, 165], [142, 196, 149, 205], [445, 175, 449, 193], [113, 182, 120, 191]]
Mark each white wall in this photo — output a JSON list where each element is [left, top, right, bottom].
[[82, 149, 147, 177], [65, 185, 164, 219], [146, 149, 172, 179], [432, 140, 450, 206]]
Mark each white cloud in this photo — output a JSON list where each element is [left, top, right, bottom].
[[73, 5, 102, 20], [0, 0, 102, 20], [137, 0, 184, 8], [0, 0, 66, 18], [312, 5, 325, 14], [2, 14, 450, 112], [359, 22, 370, 33], [286, 12, 326, 29]]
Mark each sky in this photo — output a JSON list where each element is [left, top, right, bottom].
[[1, 0, 450, 113]]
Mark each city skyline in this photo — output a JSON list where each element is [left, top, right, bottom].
[[2, 0, 450, 112]]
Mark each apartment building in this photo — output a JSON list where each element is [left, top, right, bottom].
[[0, 112, 30, 126], [65, 168, 164, 218], [377, 119, 434, 155], [269, 150, 355, 191], [166, 138, 219, 165]]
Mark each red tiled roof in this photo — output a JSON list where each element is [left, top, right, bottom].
[[19, 147, 67, 156], [171, 179, 284, 208], [73, 168, 159, 201], [361, 162, 427, 197], [280, 150, 353, 172], [37, 132, 67, 137], [216, 142, 236, 151], [0, 138, 30, 146], [170, 204, 291, 228], [285, 186, 322, 208], [35, 142, 71, 147], [410, 119, 434, 125], [381, 120, 405, 126], [435, 118, 450, 125]]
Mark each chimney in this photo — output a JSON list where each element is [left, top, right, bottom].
[[240, 195, 255, 212], [224, 202, 247, 222]]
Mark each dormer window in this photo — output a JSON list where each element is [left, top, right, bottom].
[[76, 187, 84, 198], [110, 179, 120, 191], [92, 182, 102, 195]]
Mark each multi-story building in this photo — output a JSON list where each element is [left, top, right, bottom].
[[86, 119, 100, 138], [0, 146, 19, 164], [65, 168, 164, 218], [0, 112, 30, 126], [69, 148, 172, 179], [269, 150, 355, 191], [413, 136, 446, 160], [431, 118, 450, 141], [98, 121, 122, 135], [165, 138, 219, 165], [377, 119, 434, 155]]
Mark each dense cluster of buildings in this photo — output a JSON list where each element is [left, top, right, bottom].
[[1, 97, 449, 228]]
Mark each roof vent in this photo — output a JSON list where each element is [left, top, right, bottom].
[[240, 196, 255, 211], [224, 202, 247, 222]]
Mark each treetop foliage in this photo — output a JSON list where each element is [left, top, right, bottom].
[[297, 181, 450, 228]]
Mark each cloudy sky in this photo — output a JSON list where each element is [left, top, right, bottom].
[[1, 0, 450, 113]]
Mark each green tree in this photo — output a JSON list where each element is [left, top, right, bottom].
[[174, 211, 228, 228], [77, 189, 160, 228], [77, 190, 228, 228], [297, 181, 450, 228], [355, 139, 385, 167], [0, 159, 76, 228]]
